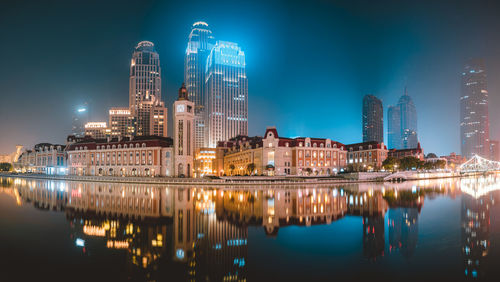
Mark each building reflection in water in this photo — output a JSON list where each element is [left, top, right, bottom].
[[4, 176, 497, 281], [460, 176, 500, 280]]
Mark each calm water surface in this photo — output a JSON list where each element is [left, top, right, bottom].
[[1, 176, 500, 281]]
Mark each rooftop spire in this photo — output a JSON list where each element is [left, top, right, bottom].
[[178, 83, 188, 100]]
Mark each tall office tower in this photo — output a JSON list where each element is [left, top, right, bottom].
[[387, 105, 401, 149], [460, 59, 490, 159], [184, 21, 215, 149], [206, 41, 248, 148], [109, 107, 135, 138], [129, 41, 164, 136], [362, 95, 384, 143], [71, 103, 89, 137], [174, 84, 195, 177], [398, 88, 418, 149]]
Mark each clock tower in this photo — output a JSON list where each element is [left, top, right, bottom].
[[173, 83, 195, 177]]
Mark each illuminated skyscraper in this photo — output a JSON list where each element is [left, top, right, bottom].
[[387, 105, 401, 149], [129, 41, 166, 137], [184, 21, 215, 149], [206, 41, 248, 148], [398, 89, 418, 149], [362, 95, 383, 143], [71, 103, 89, 137], [460, 59, 490, 159]]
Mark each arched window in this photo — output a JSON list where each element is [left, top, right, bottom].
[[142, 143, 146, 148], [97, 146, 100, 150], [118, 144, 121, 149]]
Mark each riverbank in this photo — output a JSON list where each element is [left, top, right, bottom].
[[0, 171, 474, 186]]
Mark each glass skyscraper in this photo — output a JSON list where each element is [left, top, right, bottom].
[[362, 95, 384, 143], [387, 105, 401, 149], [184, 22, 215, 149], [129, 41, 166, 137], [460, 59, 490, 159], [398, 89, 418, 149], [206, 41, 248, 148], [387, 88, 418, 149]]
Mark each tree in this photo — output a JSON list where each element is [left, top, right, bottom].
[[304, 167, 313, 175], [0, 162, 13, 172], [246, 163, 256, 175], [382, 157, 400, 171], [399, 156, 423, 171], [229, 164, 235, 176]]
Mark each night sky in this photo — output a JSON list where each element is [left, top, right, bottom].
[[1, 0, 500, 155]]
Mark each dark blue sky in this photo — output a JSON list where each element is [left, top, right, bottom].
[[1, 0, 500, 155]]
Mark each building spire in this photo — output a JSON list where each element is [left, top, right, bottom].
[[178, 83, 188, 100]]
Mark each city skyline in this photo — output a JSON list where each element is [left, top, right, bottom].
[[2, 0, 500, 156]]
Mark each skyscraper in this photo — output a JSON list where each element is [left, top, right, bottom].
[[387, 105, 401, 149], [460, 59, 490, 159], [184, 22, 215, 149], [129, 41, 167, 137], [108, 107, 135, 138], [398, 89, 418, 149], [206, 41, 248, 148], [387, 88, 418, 149], [362, 95, 383, 143], [71, 103, 89, 137]]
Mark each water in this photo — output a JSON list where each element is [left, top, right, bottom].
[[0, 176, 499, 281]]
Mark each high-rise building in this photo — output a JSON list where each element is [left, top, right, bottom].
[[129, 41, 165, 137], [206, 41, 248, 148], [362, 95, 384, 143], [109, 107, 135, 138], [398, 90, 418, 149], [460, 59, 490, 159], [84, 122, 110, 139], [185, 21, 215, 149], [387, 105, 401, 149], [72, 103, 89, 137], [173, 84, 195, 177]]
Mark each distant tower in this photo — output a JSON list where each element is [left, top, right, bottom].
[[460, 59, 490, 159], [185, 21, 215, 149], [362, 95, 384, 143], [72, 103, 89, 137], [173, 83, 195, 177], [398, 88, 418, 149], [206, 41, 248, 148], [387, 105, 401, 149], [129, 41, 166, 137]]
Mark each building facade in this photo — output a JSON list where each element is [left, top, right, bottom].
[[217, 127, 347, 176], [67, 136, 174, 177], [206, 41, 248, 148], [109, 107, 135, 138], [184, 21, 215, 149], [362, 95, 384, 143], [387, 105, 401, 149], [84, 122, 110, 139], [398, 89, 418, 149], [173, 84, 195, 177], [18, 143, 67, 174], [345, 141, 388, 170], [129, 41, 166, 137], [460, 59, 490, 159], [387, 88, 418, 149], [388, 143, 424, 161]]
